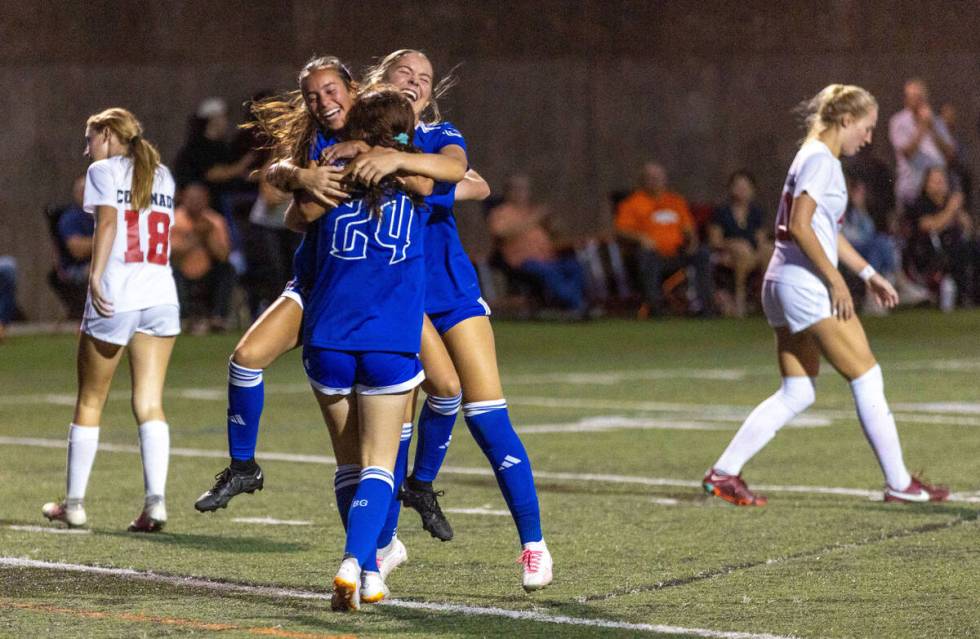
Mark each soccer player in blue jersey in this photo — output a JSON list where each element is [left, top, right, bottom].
[[193, 56, 357, 512], [293, 87, 437, 610], [324, 50, 553, 591]]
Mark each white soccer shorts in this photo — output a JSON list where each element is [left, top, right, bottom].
[[761, 280, 832, 334], [81, 304, 181, 345]]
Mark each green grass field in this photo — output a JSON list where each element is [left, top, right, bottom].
[[2, 309, 979, 638]]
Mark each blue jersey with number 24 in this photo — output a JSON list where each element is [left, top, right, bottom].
[[302, 191, 428, 353]]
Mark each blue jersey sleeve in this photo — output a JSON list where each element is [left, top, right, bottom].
[[432, 122, 467, 155], [425, 182, 457, 211]]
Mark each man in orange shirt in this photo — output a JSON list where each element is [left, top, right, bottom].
[[170, 183, 235, 333], [615, 161, 713, 316]]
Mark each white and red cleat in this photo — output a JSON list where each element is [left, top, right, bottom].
[[884, 476, 950, 503], [702, 469, 768, 506], [42, 500, 87, 528], [331, 557, 361, 612], [377, 536, 408, 581], [518, 540, 553, 592], [128, 496, 167, 533]]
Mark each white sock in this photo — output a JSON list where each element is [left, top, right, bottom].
[[66, 424, 100, 500], [849, 365, 911, 490], [138, 420, 170, 498], [714, 377, 816, 476]]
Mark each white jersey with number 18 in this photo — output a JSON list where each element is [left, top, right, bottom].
[[763, 139, 847, 291], [83, 155, 179, 315]]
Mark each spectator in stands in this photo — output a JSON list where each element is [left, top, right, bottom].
[[888, 79, 956, 209], [170, 183, 235, 333], [843, 177, 928, 313], [48, 176, 94, 319], [707, 170, 771, 317], [243, 162, 300, 317], [173, 98, 256, 200], [939, 102, 974, 210], [615, 161, 714, 316], [905, 167, 977, 308], [486, 174, 586, 315], [0, 255, 16, 341]]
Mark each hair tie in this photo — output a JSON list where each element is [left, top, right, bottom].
[[394, 132, 409, 145], [130, 134, 141, 144]]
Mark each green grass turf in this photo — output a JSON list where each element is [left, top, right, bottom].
[[1, 308, 979, 638]]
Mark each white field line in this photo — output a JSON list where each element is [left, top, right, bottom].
[[3, 435, 979, 503], [443, 507, 510, 516], [0, 557, 797, 639], [516, 415, 827, 434], [650, 498, 680, 506], [231, 517, 311, 526], [505, 368, 747, 384], [6, 525, 90, 535]]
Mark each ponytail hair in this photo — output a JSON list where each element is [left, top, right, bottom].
[[86, 108, 161, 211], [796, 84, 878, 142], [246, 55, 356, 165], [361, 49, 458, 125]]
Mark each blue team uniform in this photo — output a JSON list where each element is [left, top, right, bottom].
[[301, 190, 427, 394], [414, 121, 490, 334]]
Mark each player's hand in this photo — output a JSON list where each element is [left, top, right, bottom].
[[829, 275, 854, 321], [348, 147, 402, 187], [303, 165, 349, 202], [866, 273, 899, 309], [89, 279, 114, 317], [321, 140, 370, 164]]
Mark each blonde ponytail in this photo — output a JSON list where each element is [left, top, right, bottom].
[[86, 108, 161, 210], [796, 84, 878, 142]]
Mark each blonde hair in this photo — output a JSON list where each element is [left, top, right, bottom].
[[797, 84, 878, 141], [86, 108, 160, 211], [361, 49, 458, 125], [247, 56, 356, 165]]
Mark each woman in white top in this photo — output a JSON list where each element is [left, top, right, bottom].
[[702, 85, 948, 506], [43, 108, 179, 532]]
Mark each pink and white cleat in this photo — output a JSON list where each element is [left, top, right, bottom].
[[518, 540, 553, 592], [377, 536, 408, 580], [884, 476, 950, 503], [42, 499, 87, 528], [128, 496, 167, 533]]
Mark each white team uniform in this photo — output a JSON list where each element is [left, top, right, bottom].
[[81, 156, 180, 345], [762, 139, 847, 333]]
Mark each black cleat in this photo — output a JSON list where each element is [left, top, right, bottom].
[[399, 477, 453, 541], [194, 464, 264, 512]]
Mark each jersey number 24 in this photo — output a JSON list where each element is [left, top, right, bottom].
[[330, 196, 414, 265]]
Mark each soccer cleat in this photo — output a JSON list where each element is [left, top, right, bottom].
[[360, 570, 389, 604], [399, 478, 453, 541], [128, 495, 167, 533], [331, 557, 361, 612], [194, 464, 264, 512], [377, 536, 408, 580], [518, 540, 553, 592], [884, 476, 950, 503], [42, 499, 87, 528], [702, 469, 768, 506]]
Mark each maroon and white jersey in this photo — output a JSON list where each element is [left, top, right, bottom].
[[83, 156, 178, 315], [764, 139, 847, 290]]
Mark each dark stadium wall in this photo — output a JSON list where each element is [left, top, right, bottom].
[[2, 0, 978, 320]]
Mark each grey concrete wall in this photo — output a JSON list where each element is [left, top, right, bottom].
[[2, 0, 978, 319]]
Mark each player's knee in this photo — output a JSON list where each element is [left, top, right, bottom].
[[428, 373, 461, 399], [779, 376, 816, 413], [132, 398, 164, 424], [232, 340, 269, 370]]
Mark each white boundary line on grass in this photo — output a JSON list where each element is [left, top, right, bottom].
[[231, 517, 312, 526], [6, 525, 90, 535], [3, 435, 979, 503], [0, 557, 797, 639]]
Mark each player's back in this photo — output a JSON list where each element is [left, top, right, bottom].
[[303, 191, 427, 353], [83, 156, 178, 314]]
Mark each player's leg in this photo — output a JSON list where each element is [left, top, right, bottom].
[[442, 314, 552, 591], [807, 315, 948, 502], [705, 326, 819, 505], [314, 391, 361, 529], [126, 322, 177, 532], [195, 295, 303, 512], [396, 316, 461, 542], [42, 329, 125, 527]]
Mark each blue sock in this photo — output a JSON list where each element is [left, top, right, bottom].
[[227, 360, 263, 461], [411, 393, 461, 483], [333, 464, 361, 529], [377, 423, 413, 550], [345, 467, 394, 570], [464, 400, 543, 545]]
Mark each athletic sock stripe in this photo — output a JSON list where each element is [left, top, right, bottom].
[[463, 399, 507, 417], [334, 469, 361, 481], [427, 393, 463, 415], [228, 361, 263, 387], [333, 478, 360, 491], [360, 466, 395, 490], [400, 423, 414, 440]]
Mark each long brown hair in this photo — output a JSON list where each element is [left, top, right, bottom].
[[342, 85, 421, 214], [361, 49, 458, 125], [246, 55, 356, 165], [86, 108, 160, 211]]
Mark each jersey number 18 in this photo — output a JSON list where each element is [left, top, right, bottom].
[[124, 210, 171, 265]]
